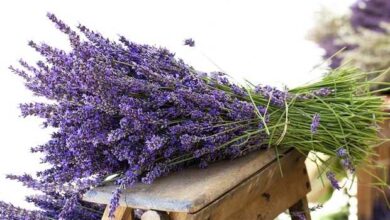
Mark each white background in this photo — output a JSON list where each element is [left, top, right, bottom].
[[0, 0, 354, 212]]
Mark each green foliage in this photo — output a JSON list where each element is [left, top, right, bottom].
[[340, 24, 390, 87], [309, 9, 390, 92]]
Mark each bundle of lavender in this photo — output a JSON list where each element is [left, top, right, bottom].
[[1, 13, 388, 220]]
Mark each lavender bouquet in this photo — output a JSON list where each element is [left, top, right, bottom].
[[1, 13, 389, 220]]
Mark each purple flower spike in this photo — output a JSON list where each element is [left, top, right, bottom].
[[309, 204, 323, 211], [109, 188, 122, 218], [59, 195, 79, 219], [0, 201, 47, 220], [326, 171, 341, 190], [313, 88, 333, 97], [341, 158, 356, 174], [254, 85, 287, 107], [297, 88, 333, 100], [231, 84, 247, 97], [184, 38, 195, 47], [291, 212, 306, 220], [351, 0, 390, 33], [310, 113, 320, 134], [145, 135, 166, 152], [336, 147, 348, 157], [336, 147, 355, 173]]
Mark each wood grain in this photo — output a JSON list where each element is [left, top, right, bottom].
[[357, 95, 390, 220], [101, 206, 134, 220], [383, 96, 390, 112], [180, 149, 310, 220], [83, 148, 290, 213]]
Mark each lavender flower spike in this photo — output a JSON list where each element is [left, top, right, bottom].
[[109, 188, 122, 218], [341, 158, 356, 174], [291, 212, 306, 220], [184, 38, 195, 47], [326, 171, 341, 190], [336, 147, 347, 158], [336, 147, 355, 173], [310, 113, 320, 134], [313, 88, 333, 97]]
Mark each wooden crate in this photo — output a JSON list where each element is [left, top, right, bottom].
[[83, 148, 311, 220]]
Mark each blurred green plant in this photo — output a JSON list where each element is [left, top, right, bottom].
[[309, 8, 390, 93]]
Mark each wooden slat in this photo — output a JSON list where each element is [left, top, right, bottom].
[[357, 95, 390, 220], [179, 149, 310, 220], [168, 212, 188, 220], [357, 168, 374, 220], [83, 148, 290, 213], [384, 96, 390, 112], [101, 206, 134, 220]]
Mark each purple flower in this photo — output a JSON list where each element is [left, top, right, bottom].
[[145, 135, 166, 152], [336, 147, 355, 173], [309, 204, 323, 211], [109, 188, 121, 218], [313, 88, 333, 97], [194, 148, 209, 158], [291, 212, 306, 220], [183, 38, 195, 47], [311, 113, 320, 134], [141, 163, 168, 184], [0, 201, 47, 220], [180, 134, 199, 151], [0, 13, 304, 219], [231, 84, 247, 97], [290, 204, 322, 220], [59, 195, 79, 219], [326, 171, 341, 190], [351, 0, 390, 33], [341, 158, 356, 173], [254, 85, 287, 107], [315, 0, 390, 68], [297, 88, 333, 100], [336, 147, 347, 157]]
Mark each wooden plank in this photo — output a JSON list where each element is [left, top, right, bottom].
[[181, 149, 310, 220], [83, 148, 290, 213], [357, 168, 374, 220], [168, 212, 188, 220], [357, 95, 390, 220], [101, 206, 134, 220], [101, 206, 111, 220], [383, 96, 390, 112]]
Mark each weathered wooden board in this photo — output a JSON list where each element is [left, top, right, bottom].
[[384, 96, 390, 111], [358, 119, 390, 220], [357, 96, 390, 220], [171, 149, 310, 220], [83, 148, 291, 213], [101, 206, 134, 220]]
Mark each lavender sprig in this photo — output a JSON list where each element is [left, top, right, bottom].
[[108, 188, 121, 218], [184, 38, 195, 47], [326, 171, 341, 190], [310, 113, 320, 134], [337, 147, 355, 173]]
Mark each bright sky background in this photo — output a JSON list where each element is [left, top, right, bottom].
[[0, 0, 355, 210]]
